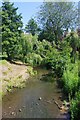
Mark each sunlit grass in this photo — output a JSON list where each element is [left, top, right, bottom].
[[0, 60, 8, 65]]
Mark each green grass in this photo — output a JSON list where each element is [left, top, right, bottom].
[[62, 62, 79, 97], [70, 91, 80, 120], [0, 60, 8, 65], [27, 66, 37, 75]]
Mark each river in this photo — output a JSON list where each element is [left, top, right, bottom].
[[2, 67, 70, 119]]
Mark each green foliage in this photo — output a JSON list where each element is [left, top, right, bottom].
[[1, 2, 80, 119], [36, 40, 52, 58], [25, 53, 43, 66], [38, 29, 55, 42], [64, 32, 79, 63], [18, 33, 33, 61], [38, 2, 77, 43], [0, 59, 7, 65], [18, 33, 43, 66], [62, 62, 79, 96], [1, 2, 23, 60], [27, 66, 37, 75], [44, 40, 72, 77], [70, 91, 80, 120], [25, 18, 39, 36], [18, 34, 53, 66]]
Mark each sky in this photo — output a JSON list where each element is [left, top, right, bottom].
[[13, 2, 43, 28], [0, 0, 79, 28], [0, 1, 43, 28]]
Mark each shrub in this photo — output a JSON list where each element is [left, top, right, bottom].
[[36, 39, 52, 58], [25, 53, 43, 66], [18, 33, 38, 62], [27, 66, 37, 75], [46, 50, 65, 77], [70, 91, 80, 120], [44, 40, 72, 78], [64, 32, 79, 63], [62, 62, 79, 96]]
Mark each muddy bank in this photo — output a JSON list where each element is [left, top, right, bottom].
[[0, 60, 33, 95]]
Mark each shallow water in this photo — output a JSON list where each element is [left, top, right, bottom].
[[2, 68, 69, 119]]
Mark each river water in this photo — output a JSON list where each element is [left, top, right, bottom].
[[2, 68, 69, 119]]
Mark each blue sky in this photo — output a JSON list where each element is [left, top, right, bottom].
[[0, 2, 43, 27], [0, 1, 79, 28], [14, 2, 43, 28]]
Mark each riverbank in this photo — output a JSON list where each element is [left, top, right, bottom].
[[1, 60, 71, 119], [2, 68, 69, 119], [0, 60, 34, 96]]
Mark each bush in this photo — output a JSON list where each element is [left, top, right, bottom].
[[36, 39, 52, 58], [24, 53, 43, 66], [45, 48, 65, 77], [44, 41, 72, 78], [70, 91, 80, 120], [18, 33, 38, 62], [27, 66, 37, 75], [64, 32, 79, 63], [62, 62, 79, 96]]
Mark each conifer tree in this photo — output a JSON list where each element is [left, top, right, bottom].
[[1, 1, 23, 60]]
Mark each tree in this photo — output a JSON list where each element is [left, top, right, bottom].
[[38, 2, 77, 44], [25, 18, 39, 36], [65, 31, 79, 63], [1, 1, 23, 60]]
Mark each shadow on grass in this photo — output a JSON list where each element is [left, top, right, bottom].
[[0, 56, 6, 60]]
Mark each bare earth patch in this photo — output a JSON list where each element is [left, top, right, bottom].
[[0, 60, 30, 95]]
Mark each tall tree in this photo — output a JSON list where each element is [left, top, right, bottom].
[[25, 18, 39, 36], [38, 2, 77, 44], [1, 1, 23, 60]]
